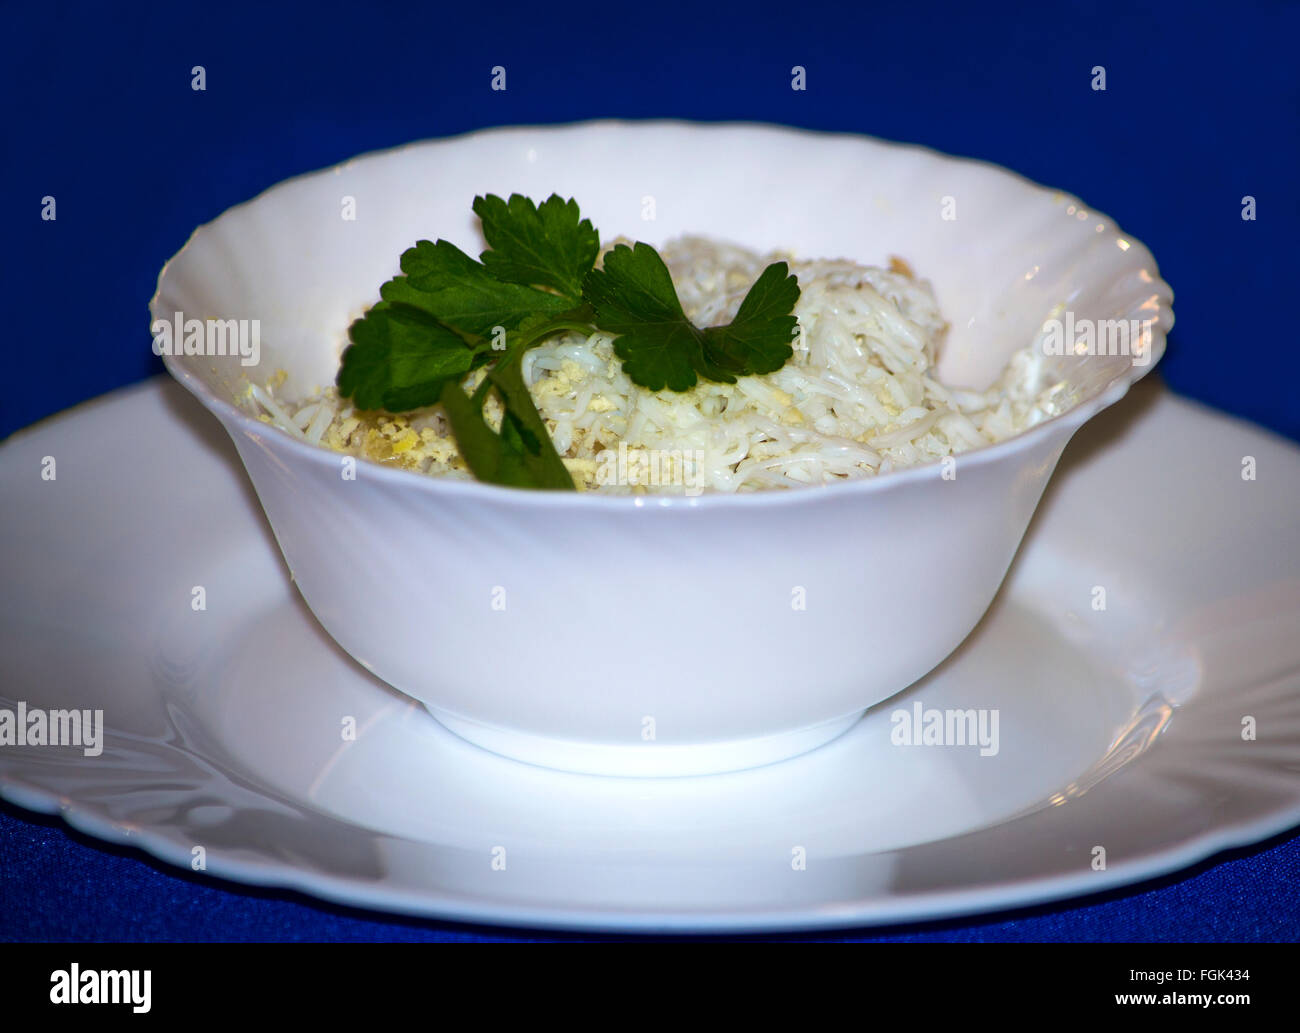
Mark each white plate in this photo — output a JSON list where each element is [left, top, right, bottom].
[[2, 377, 1298, 932]]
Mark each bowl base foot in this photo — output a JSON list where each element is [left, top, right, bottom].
[[426, 708, 866, 777]]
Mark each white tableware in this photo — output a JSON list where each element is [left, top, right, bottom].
[[2, 376, 1295, 932], [151, 122, 1173, 775]]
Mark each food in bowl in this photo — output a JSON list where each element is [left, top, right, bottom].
[[243, 193, 1077, 495]]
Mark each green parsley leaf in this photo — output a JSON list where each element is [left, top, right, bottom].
[[582, 243, 801, 392], [337, 302, 485, 412], [379, 239, 574, 338], [473, 193, 599, 301], [486, 346, 576, 488], [581, 242, 727, 391], [436, 341, 575, 490], [436, 377, 512, 482], [700, 261, 800, 377]]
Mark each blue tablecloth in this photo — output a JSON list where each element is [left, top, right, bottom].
[[2, 0, 1297, 941]]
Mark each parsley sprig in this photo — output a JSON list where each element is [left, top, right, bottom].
[[583, 242, 799, 391], [336, 193, 801, 490]]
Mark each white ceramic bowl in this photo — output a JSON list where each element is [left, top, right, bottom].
[[152, 121, 1173, 776]]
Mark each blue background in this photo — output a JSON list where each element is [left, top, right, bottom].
[[2, 0, 1297, 941]]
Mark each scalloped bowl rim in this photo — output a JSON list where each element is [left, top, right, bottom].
[[152, 118, 1173, 510]]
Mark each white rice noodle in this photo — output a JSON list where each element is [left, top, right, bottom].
[[244, 236, 1076, 493]]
